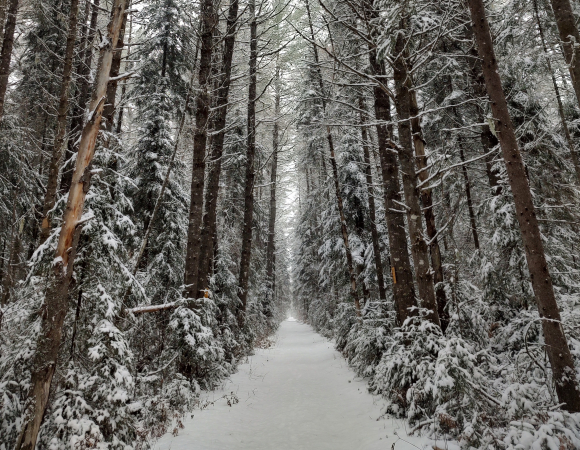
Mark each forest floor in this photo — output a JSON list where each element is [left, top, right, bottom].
[[155, 318, 436, 450]]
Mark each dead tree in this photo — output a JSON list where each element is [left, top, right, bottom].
[[14, 0, 129, 447]]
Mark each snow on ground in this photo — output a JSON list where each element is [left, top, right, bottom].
[[155, 319, 431, 450]]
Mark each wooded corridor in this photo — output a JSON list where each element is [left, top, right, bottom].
[[1, 0, 580, 448]]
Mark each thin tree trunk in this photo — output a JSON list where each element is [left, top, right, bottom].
[[0, 0, 8, 48], [393, 28, 440, 327], [14, 1, 128, 447], [197, 0, 239, 297], [358, 95, 387, 302], [458, 139, 480, 249], [264, 67, 280, 317], [534, 0, 580, 184], [461, 32, 502, 194], [408, 88, 449, 330], [304, 0, 361, 316], [548, 0, 580, 106], [61, 0, 101, 194], [183, 0, 216, 301], [0, 0, 20, 121], [238, 0, 258, 325], [39, 0, 81, 244], [467, 0, 580, 413]]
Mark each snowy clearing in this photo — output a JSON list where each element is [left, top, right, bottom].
[[155, 319, 431, 450]]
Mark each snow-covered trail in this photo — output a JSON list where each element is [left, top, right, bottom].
[[156, 319, 427, 450]]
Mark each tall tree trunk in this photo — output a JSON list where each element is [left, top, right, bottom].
[[264, 67, 280, 317], [534, 0, 580, 184], [408, 88, 449, 330], [461, 32, 502, 194], [61, 0, 101, 194], [183, 0, 216, 301], [458, 139, 480, 250], [304, 0, 361, 316], [0, 0, 8, 48], [467, 0, 580, 413], [238, 0, 258, 325], [393, 28, 440, 327], [39, 0, 81, 244], [362, 0, 417, 326], [548, 0, 580, 106], [358, 95, 387, 302], [14, 1, 129, 448], [197, 0, 239, 297], [0, 0, 19, 121]]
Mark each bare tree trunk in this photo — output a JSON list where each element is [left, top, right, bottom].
[[197, 0, 239, 297], [0, 0, 8, 48], [264, 67, 280, 317], [362, 0, 416, 326], [14, 1, 129, 447], [458, 139, 480, 250], [534, 0, 580, 184], [408, 89, 449, 330], [467, 0, 580, 413], [548, 0, 580, 106], [39, 0, 81, 244], [0, 0, 19, 121], [358, 95, 387, 302], [393, 28, 440, 327], [304, 0, 361, 316], [238, 0, 258, 325], [61, 0, 101, 194], [183, 0, 216, 301]]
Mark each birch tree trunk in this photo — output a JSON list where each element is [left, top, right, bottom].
[[183, 0, 216, 301], [467, 0, 580, 413], [14, 1, 129, 447], [0, 0, 19, 122], [39, 0, 80, 244], [238, 0, 258, 325]]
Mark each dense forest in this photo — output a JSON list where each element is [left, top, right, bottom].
[[1, 0, 580, 448]]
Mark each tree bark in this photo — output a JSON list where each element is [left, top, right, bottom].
[[458, 139, 480, 250], [548, 0, 580, 107], [534, 0, 580, 184], [14, 1, 128, 447], [39, 0, 81, 244], [358, 95, 387, 302], [304, 0, 361, 316], [467, 0, 580, 412], [61, 0, 101, 194], [408, 88, 449, 330], [197, 0, 239, 297], [238, 0, 258, 325], [361, 0, 417, 326], [393, 28, 440, 327], [183, 0, 216, 301], [264, 67, 280, 317], [0, 0, 19, 121]]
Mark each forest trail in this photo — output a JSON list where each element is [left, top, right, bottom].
[[155, 319, 428, 450]]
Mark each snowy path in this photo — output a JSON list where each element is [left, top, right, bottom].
[[156, 319, 428, 450]]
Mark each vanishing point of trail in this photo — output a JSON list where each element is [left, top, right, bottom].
[[156, 319, 427, 450]]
